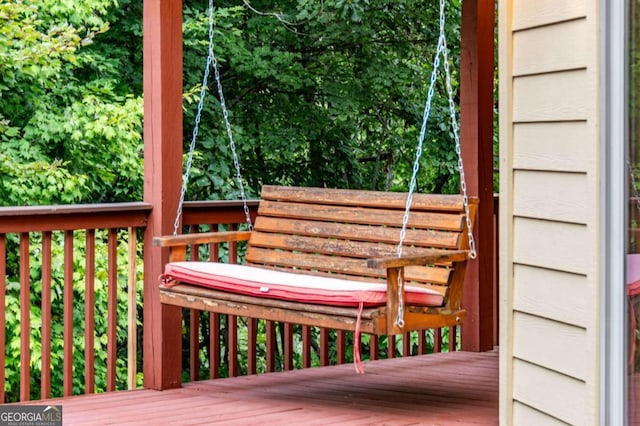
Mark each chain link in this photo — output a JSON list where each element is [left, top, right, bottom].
[[173, 0, 254, 236]]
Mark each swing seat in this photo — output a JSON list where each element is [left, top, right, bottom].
[[154, 185, 477, 336]]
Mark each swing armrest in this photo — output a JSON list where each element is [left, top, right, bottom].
[[366, 249, 469, 269], [369, 249, 469, 334], [153, 230, 252, 248]]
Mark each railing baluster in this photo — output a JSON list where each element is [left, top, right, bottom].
[[189, 225, 200, 382], [388, 335, 396, 359], [336, 330, 345, 365], [266, 320, 276, 372], [41, 232, 52, 399], [127, 227, 137, 390], [19, 233, 30, 401], [284, 323, 293, 371], [418, 329, 427, 355], [370, 335, 379, 360], [319, 328, 329, 367], [190, 310, 200, 381], [208, 225, 221, 377], [228, 315, 238, 377], [302, 325, 311, 368], [85, 229, 96, 394], [107, 229, 117, 391], [209, 224, 219, 262], [403, 332, 411, 356], [229, 224, 238, 264], [247, 318, 257, 375], [63, 230, 74, 397], [449, 326, 457, 352], [434, 328, 442, 353], [210, 312, 220, 379], [0, 235, 5, 403]]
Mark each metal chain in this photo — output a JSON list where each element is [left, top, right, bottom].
[[441, 9, 476, 259], [394, 0, 445, 329], [172, 9, 213, 236], [173, 0, 253, 236], [394, 0, 476, 328], [396, 0, 446, 259], [209, 1, 253, 231], [397, 0, 475, 258]]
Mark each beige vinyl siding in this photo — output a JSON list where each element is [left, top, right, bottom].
[[513, 171, 589, 223], [513, 359, 587, 425], [500, 0, 600, 424], [513, 0, 586, 30], [513, 401, 571, 426], [513, 122, 592, 172], [513, 312, 587, 380], [513, 218, 589, 274], [512, 265, 589, 327], [513, 71, 591, 122], [513, 20, 588, 76]]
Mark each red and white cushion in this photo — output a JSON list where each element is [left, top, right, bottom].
[[162, 261, 444, 308]]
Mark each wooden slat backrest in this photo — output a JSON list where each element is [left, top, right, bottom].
[[245, 185, 478, 303]]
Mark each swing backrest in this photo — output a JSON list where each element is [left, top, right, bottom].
[[245, 185, 477, 304]]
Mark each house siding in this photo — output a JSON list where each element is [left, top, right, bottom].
[[499, 0, 600, 424]]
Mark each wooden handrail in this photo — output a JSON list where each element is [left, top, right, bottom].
[[0, 202, 152, 233]]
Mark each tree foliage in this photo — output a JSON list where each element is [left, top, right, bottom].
[[0, 0, 143, 205], [183, 0, 464, 200], [1, 0, 465, 205]]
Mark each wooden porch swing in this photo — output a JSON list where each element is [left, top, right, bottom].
[[152, 0, 479, 377]]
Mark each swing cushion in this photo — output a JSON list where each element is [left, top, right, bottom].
[[162, 261, 444, 308]]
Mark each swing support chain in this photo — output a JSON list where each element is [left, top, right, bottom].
[[173, 0, 254, 237], [395, 0, 476, 329]]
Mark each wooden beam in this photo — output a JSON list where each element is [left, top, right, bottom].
[[142, 0, 184, 390], [460, 0, 496, 351]]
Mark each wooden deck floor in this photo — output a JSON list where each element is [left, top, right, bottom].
[[24, 350, 498, 425]]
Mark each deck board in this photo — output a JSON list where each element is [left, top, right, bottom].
[[20, 350, 498, 425]]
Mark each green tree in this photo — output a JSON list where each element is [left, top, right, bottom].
[[1, 0, 464, 205], [182, 0, 463, 201], [0, 0, 143, 206]]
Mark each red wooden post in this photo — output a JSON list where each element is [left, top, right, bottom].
[[143, 0, 184, 390], [460, 0, 496, 351]]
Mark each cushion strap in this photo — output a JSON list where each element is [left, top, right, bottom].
[[353, 302, 365, 374]]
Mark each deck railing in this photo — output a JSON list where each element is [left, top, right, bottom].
[[0, 203, 151, 402], [0, 198, 499, 402]]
